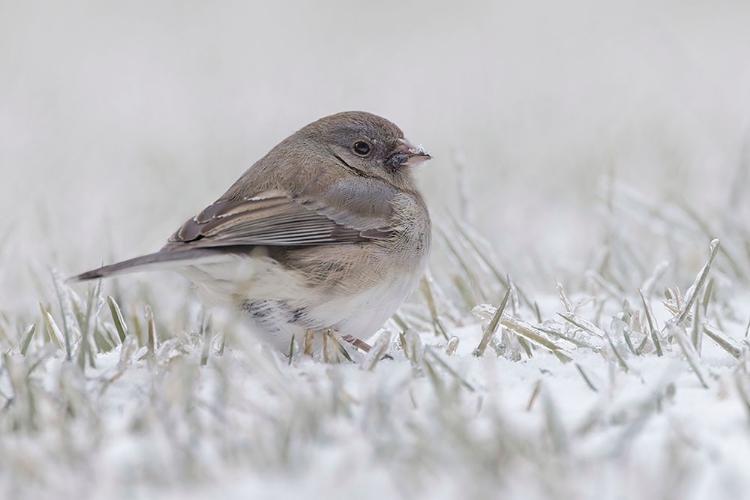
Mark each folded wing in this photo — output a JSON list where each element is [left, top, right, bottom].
[[72, 188, 394, 281], [164, 190, 390, 250]]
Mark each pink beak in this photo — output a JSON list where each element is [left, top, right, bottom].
[[391, 138, 431, 166]]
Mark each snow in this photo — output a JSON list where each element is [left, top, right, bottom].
[[3, 294, 750, 500], [3, 1, 750, 498]]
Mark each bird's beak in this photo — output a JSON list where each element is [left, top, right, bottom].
[[390, 138, 432, 167]]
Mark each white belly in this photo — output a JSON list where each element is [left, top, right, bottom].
[[176, 249, 426, 352]]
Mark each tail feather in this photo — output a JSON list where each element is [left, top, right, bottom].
[[70, 248, 228, 282]]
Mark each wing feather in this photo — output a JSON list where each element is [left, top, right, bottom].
[[164, 190, 391, 251]]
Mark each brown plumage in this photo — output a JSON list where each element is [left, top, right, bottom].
[[73, 111, 432, 352]]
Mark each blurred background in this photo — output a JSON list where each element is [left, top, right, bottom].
[[2, 0, 750, 311]]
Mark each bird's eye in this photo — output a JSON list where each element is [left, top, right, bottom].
[[353, 141, 372, 156]]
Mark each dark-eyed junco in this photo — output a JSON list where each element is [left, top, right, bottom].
[[74, 111, 432, 352]]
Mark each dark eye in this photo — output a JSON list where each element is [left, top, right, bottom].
[[353, 141, 371, 156]]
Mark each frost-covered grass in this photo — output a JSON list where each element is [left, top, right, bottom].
[[3, 2, 750, 498], [2, 180, 750, 500]]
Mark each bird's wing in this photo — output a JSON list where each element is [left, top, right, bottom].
[[164, 189, 392, 250], [71, 185, 396, 281]]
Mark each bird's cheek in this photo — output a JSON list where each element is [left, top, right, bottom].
[[329, 145, 355, 166]]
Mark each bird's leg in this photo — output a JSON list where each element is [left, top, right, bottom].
[[303, 330, 315, 356], [342, 334, 372, 353]]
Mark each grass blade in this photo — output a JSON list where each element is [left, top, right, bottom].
[[676, 239, 720, 325], [639, 290, 663, 357], [670, 323, 709, 389], [473, 287, 511, 357], [107, 296, 128, 343], [703, 324, 741, 359], [19, 324, 37, 356]]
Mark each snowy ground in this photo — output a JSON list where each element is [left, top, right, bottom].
[[3, 2, 750, 499], [3, 197, 750, 500]]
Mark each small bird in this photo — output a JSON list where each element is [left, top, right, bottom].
[[73, 111, 432, 353]]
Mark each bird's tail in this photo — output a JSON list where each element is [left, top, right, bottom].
[[70, 248, 228, 282]]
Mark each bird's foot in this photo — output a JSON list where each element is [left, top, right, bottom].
[[342, 335, 372, 353], [342, 335, 393, 360]]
